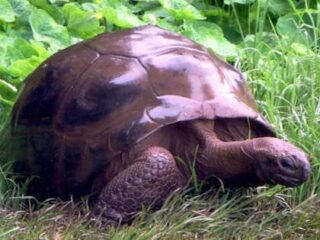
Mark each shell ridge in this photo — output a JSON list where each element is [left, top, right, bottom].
[[137, 57, 159, 97], [84, 40, 207, 59]]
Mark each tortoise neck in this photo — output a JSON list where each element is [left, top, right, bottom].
[[187, 120, 261, 186]]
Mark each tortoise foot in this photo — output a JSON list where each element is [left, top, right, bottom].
[[91, 147, 187, 225]]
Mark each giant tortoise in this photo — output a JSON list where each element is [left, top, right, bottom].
[[9, 25, 311, 224]]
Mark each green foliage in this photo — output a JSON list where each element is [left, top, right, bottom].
[[183, 20, 238, 57], [62, 3, 104, 39], [0, 0, 16, 23], [102, 5, 144, 28], [29, 9, 71, 51], [0, 0, 319, 238], [159, 0, 205, 20], [0, 0, 317, 113]]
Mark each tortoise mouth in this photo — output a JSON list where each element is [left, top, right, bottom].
[[271, 174, 305, 187]]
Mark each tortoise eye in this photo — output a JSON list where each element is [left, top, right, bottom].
[[280, 158, 295, 170]]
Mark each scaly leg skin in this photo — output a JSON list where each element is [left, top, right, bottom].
[[91, 147, 187, 226]]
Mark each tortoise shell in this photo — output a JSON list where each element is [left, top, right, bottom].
[[10, 25, 274, 198]]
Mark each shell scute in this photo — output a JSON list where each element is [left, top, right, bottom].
[[12, 44, 99, 132], [53, 55, 156, 147]]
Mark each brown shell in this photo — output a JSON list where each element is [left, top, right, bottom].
[[10, 25, 274, 198]]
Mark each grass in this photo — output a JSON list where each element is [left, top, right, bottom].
[[0, 187, 319, 239], [0, 1, 320, 239]]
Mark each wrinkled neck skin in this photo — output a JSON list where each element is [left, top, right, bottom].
[[174, 120, 264, 187]]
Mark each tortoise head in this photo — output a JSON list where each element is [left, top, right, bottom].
[[253, 137, 311, 187]]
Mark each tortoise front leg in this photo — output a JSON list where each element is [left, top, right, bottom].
[[91, 147, 187, 225]]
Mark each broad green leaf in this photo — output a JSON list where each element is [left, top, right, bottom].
[[224, 0, 256, 4], [0, 79, 17, 100], [6, 58, 40, 78], [82, 3, 101, 12], [9, 0, 33, 19], [159, 0, 205, 20], [28, 40, 51, 60], [49, 0, 70, 3], [102, 6, 144, 28], [63, 3, 104, 39], [29, 9, 70, 52], [143, 6, 171, 19], [276, 14, 312, 46], [6, 38, 38, 62], [29, 0, 64, 24], [0, 55, 43, 79], [0, 95, 14, 107], [0, 44, 7, 66], [0, 0, 15, 23], [290, 42, 314, 56], [0, 34, 19, 66], [242, 33, 278, 53], [266, 0, 294, 16], [143, 14, 177, 32], [98, 0, 125, 8], [0, 33, 49, 68], [202, 7, 229, 18], [183, 21, 238, 58]]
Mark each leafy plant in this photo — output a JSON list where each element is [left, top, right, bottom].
[[0, 0, 319, 238]]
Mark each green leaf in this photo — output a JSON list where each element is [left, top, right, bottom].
[[0, 33, 50, 64], [159, 0, 205, 20], [0, 33, 50, 81], [224, 0, 256, 4], [202, 6, 229, 18], [63, 3, 104, 39], [29, 0, 64, 24], [0, 95, 14, 107], [266, 0, 294, 16], [242, 33, 278, 53], [28, 40, 52, 59], [0, 0, 16, 23], [290, 42, 314, 56], [0, 54, 43, 79], [0, 35, 13, 66], [29, 9, 70, 52], [6, 38, 38, 62], [6, 58, 40, 78], [81, 3, 101, 12], [49, 0, 70, 3], [0, 79, 17, 100], [9, 0, 33, 19], [102, 5, 144, 28], [276, 14, 312, 46], [143, 13, 177, 32], [183, 21, 238, 58]]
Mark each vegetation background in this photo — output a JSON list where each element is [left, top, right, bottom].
[[0, 0, 319, 239]]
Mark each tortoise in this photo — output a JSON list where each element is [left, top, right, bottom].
[[9, 25, 311, 224]]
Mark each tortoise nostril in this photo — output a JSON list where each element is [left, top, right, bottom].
[[280, 158, 295, 170]]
